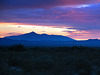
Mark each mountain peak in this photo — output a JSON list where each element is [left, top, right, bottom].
[[28, 31, 37, 35]]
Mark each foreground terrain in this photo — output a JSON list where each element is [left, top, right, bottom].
[[0, 45, 100, 75]]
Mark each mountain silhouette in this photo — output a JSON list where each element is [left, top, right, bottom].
[[4, 31, 75, 41], [0, 37, 100, 47], [2, 32, 100, 47]]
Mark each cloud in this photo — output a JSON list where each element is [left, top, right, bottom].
[[7, 33, 22, 35], [66, 30, 100, 40], [0, 0, 99, 9], [0, 4, 100, 30], [0, 32, 22, 38]]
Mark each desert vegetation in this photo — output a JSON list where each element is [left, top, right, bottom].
[[0, 45, 100, 75]]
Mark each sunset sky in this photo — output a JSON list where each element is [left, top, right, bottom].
[[0, 0, 100, 40]]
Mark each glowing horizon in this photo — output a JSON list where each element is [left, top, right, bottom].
[[0, 22, 99, 40]]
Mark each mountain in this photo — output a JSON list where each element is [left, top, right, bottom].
[[75, 39, 100, 47], [0, 38, 75, 47], [87, 39, 100, 41], [4, 31, 75, 41], [0, 38, 19, 46], [1, 32, 100, 47], [0, 38, 100, 47]]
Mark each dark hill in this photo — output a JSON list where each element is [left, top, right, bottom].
[[4, 31, 75, 41]]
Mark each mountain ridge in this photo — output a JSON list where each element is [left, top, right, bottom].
[[4, 31, 75, 41]]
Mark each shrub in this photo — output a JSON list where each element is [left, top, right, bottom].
[[96, 68, 100, 75], [8, 44, 26, 52]]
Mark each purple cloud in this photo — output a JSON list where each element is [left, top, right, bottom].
[[0, 0, 99, 9], [0, 4, 100, 31]]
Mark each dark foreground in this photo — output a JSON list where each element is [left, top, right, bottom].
[[0, 45, 100, 75]]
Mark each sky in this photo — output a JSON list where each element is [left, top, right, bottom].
[[0, 0, 100, 40]]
